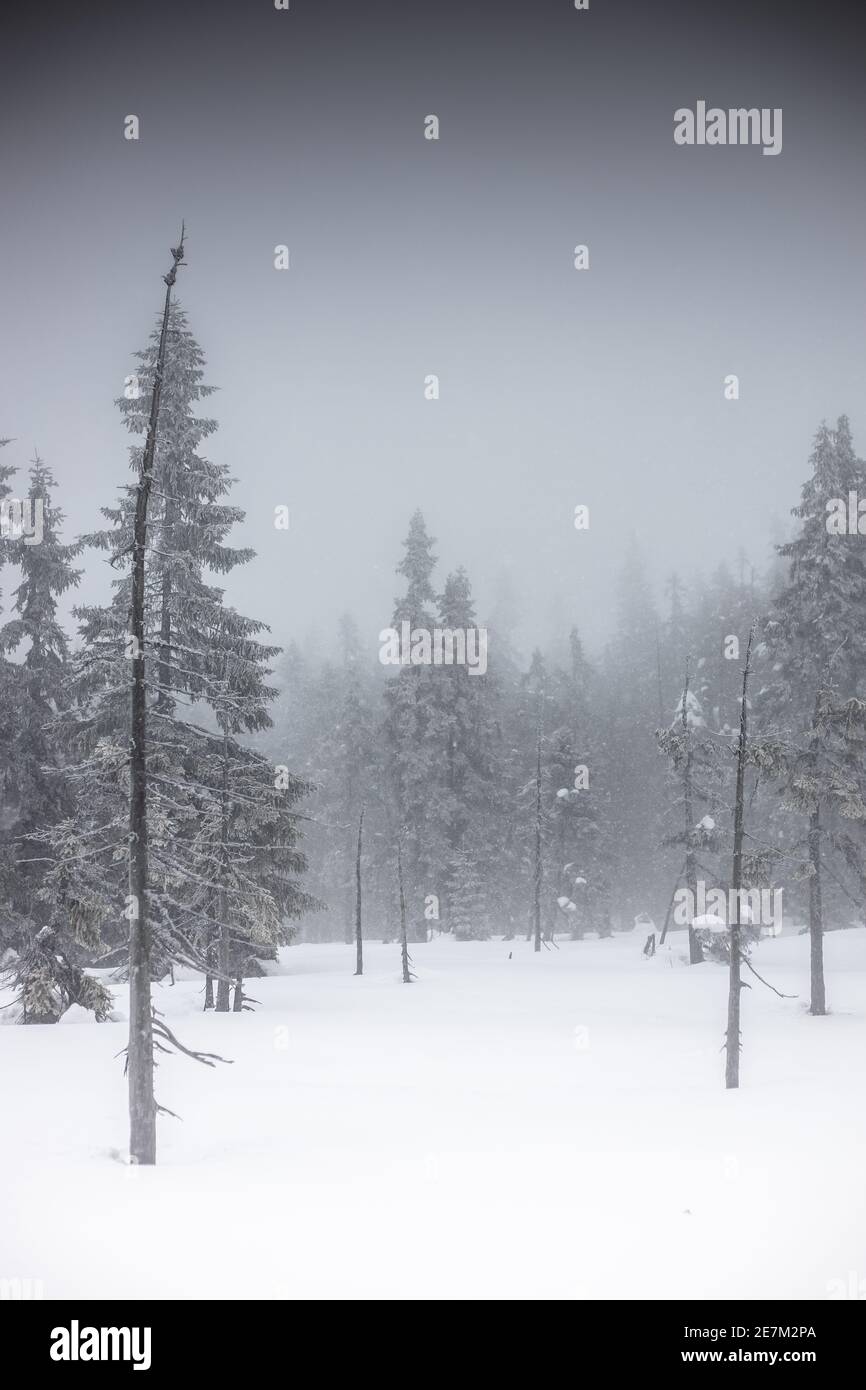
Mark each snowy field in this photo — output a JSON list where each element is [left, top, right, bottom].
[[2, 928, 865, 1301]]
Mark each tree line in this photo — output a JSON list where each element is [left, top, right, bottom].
[[1, 237, 864, 1147]]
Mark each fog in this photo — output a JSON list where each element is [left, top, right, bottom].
[[2, 0, 865, 662]]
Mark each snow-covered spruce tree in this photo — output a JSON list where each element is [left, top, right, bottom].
[[190, 610, 314, 1012], [63, 298, 306, 980], [39, 257, 309, 1164], [448, 842, 490, 940], [431, 567, 499, 932], [480, 570, 527, 939], [760, 417, 866, 1014], [0, 457, 112, 1021], [383, 511, 444, 942]]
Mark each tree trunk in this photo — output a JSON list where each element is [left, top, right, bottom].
[[398, 838, 411, 983], [681, 660, 703, 965], [725, 627, 754, 1090], [128, 230, 185, 1166], [203, 896, 216, 1009], [216, 912, 230, 1010], [216, 728, 231, 1012], [354, 806, 364, 976], [533, 704, 542, 953], [232, 975, 243, 1012], [808, 807, 826, 1015]]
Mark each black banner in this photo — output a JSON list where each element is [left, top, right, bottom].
[[4, 1300, 861, 1373]]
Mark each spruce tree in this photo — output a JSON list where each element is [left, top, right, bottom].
[[449, 845, 489, 940], [47, 291, 313, 1044], [383, 511, 441, 941], [761, 417, 866, 1014], [432, 567, 498, 931], [191, 620, 313, 1013], [0, 458, 110, 1020]]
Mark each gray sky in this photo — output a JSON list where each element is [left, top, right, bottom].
[[2, 0, 865, 660]]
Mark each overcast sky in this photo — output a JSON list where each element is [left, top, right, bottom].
[[2, 0, 865, 660]]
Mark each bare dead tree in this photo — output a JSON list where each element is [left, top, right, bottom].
[[726, 624, 755, 1090], [354, 805, 364, 976], [128, 229, 186, 1165]]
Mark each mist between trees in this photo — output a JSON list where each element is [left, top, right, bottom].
[[269, 416, 866, 1002], [1, 259, 864, 1147]]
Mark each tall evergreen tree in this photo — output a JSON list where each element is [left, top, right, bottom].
[[761, 417, 866, 1014], [0, 458, 109, 1020], [432, 567, 498, 930], [383, 511, 441, 941], [40, 290, 312, 1084], [191, 607, 313, 1012]]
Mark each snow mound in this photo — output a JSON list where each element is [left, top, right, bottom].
[[59, 1004, 99, 1025], [692, 913, 728, 934]]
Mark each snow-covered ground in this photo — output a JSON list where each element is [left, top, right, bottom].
[[1, 928, 865, 1300]]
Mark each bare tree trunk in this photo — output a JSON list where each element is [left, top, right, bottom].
[[808, 807, 826, 1015], [533, 702, 542, 953], [232, 974, 243, 1012], [725, 626, 754, 1090], [216, 730, 231, 1012], [354, 806, 364, 976], [681, 659, 703, 965], [204, 914, 215, 1010], [203, 889, 216, 1009], [128, 230, 186, 1166], [398, 837, 411, 983]]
